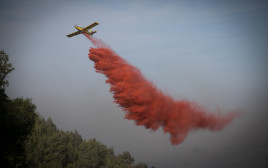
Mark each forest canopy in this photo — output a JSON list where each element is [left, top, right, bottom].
[[0, 50, 151, 168]]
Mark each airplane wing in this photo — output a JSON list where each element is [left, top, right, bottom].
[[66, 31, 81, 38], [83, 22, 99, 31]]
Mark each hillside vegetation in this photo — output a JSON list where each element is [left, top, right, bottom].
[[0, 50, 151, 168]]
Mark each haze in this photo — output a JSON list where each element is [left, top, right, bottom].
[[1, 0, 267, 167]]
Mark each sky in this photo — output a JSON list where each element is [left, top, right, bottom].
[[1, 0, 268, 167]]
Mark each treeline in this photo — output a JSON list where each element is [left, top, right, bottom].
[[1, 50, 37, 167], [0, 50, 151, 168], [25, 116, 149, 168]]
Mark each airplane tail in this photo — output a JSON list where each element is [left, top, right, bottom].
[[91, 31, 97, 35], [87, 30, 97, 36]]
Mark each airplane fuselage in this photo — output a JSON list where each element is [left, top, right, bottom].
[[75, 26, 84, 32], [74, 25, 95, 35]]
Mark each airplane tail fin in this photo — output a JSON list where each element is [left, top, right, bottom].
[[85, 30, 97, 36]]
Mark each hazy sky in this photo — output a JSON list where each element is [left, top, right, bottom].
[[1, 0, 268, 167]]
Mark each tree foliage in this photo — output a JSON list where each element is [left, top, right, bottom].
[[0, 50, 14, 89], [0, 50, 36, 167], [25, 116, 150, 168], [0, 50, 151, 167]]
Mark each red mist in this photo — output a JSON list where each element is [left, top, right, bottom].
[[85, 34, 239, 145]]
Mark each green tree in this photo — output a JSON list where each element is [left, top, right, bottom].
[[0, 50, 14, 89], [0, 50, 36, 167], [65, 130, 83, 167], [25, 116, 84, 168], [103, 147, 119, 168], [0, 97, 37, 167], [77, 139, 107, 168], [25, 114, 152, 168]]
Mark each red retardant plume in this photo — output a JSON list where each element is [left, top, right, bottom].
[[84, 34, 240, 145]]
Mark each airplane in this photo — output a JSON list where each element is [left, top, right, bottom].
[[66, 22, 99, 38]]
